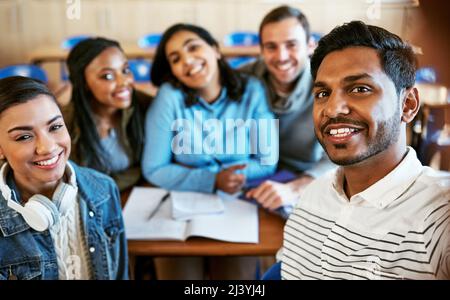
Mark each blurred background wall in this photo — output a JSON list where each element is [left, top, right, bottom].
[[0, 0, 448, 86]]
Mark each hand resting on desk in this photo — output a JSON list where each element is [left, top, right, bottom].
[[240, 169, 313, 220], [246, 175, 313, 210], [245, 180, 298, 211], [214, 164, 246, 194]]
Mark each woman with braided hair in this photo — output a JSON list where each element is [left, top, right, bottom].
[[64, 37, 152, 191]]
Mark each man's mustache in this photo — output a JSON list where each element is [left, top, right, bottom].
[[320, 117, 367, 134]]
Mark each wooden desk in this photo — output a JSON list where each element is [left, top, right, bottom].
[[121, 189, 285, 257], [29, 44, 260, 64], [128, 207, 285, 257]]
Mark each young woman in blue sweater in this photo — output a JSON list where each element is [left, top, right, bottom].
[[142, 23, 278, 195], [141, 23, 278, 279]]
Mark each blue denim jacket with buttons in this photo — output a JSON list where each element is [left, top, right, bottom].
[[0, 162, 129, 280]]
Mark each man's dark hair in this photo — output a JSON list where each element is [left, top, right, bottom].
[[311, 21, 416, 94], [259, 5, 310, 44], [0, 76, 57, 116]]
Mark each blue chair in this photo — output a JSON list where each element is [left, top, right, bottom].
[[227, 56, 257, 69], [224, 31, 259, 47], [261, 261, 281, 280], [308, 32, 323, 57], [310, 32, 323, 44], [416, 67, 437, 84], [61, 34, 91, 50], [0, 64, 48, 83], [224, 32, 259, 70], [128, 59, 152, 83], [138, 33, 162, 48]]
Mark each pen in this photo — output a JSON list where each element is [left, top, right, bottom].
[[148, 192, 170, 220], [213, 157, 222, 169]]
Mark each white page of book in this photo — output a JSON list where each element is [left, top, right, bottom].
[[124, 187, 259, 243], [186, 199, 259, 243], [123, 187, 187, 240]]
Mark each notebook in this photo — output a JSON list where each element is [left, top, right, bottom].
[[123, 187, 259, 243]]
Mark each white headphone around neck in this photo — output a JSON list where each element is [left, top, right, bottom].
[[0, 162, 78, 232]]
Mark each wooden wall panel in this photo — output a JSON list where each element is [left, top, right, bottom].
[[0, 0, 432, 86]]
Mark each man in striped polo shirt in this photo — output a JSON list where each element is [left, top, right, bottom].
[[281, 20, 450, 279]]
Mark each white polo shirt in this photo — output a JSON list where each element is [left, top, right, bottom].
[[281, 147, 450, 280]]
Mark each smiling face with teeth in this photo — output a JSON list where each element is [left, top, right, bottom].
[[84, 47, 134, 115], [166, 30, 221, 102], [0, 95, 71, 195], [261, 17, 312, 94], [312, 47, 408, 167]]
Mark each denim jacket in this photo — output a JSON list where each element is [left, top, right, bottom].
[[0, 162, 128, 280]]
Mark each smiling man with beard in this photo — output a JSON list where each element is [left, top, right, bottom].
[[280, 21, 450, 280]]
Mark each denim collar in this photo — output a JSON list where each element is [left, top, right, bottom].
[[68, 161, 112, 215], [0, 173, 30, 237]]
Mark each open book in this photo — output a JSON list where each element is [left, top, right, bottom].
[[123, 187, 259, 243]]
